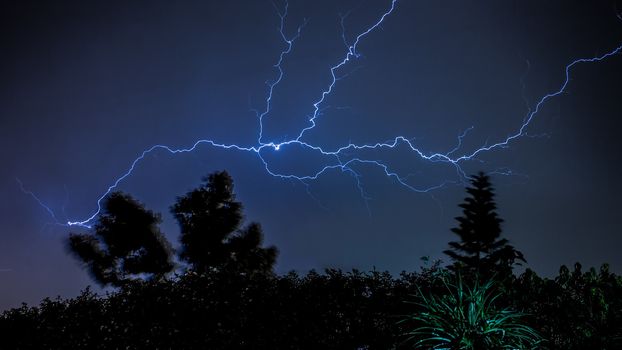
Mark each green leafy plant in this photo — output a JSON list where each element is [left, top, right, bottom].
[[401, 275, 543, 349]]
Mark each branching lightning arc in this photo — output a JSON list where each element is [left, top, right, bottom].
[[19, 0, 622, 229]]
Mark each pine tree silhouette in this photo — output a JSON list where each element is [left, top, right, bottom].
[[444, 172, 525, 279]]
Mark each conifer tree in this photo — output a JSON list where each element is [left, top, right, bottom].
[[444, 172, 525, 279]]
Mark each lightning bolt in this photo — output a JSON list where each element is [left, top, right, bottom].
[[16, 178, 60, 223], [19, 0, 622, 229]]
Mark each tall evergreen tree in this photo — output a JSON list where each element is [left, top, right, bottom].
[[171, 170, 277, 275], [444, 172, 525, 279], [67, 192, 174, 286]]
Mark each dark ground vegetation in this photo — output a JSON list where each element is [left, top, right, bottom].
[[2, 172, 621, 349]]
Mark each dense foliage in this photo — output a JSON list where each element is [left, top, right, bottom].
[[2, 264, 622, 349]]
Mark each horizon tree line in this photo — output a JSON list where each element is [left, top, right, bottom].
[[6, 171, 619, 349], [67, 170, 525, 286]]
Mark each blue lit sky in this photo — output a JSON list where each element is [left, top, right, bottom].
[[1, 0, 622, 309]]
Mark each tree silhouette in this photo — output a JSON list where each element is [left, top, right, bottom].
[[444, 172, 525, 279], [67, 192, 174, 286], [171, 170, 277, 275]]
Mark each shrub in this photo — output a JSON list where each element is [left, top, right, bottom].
[[401, 275, 543, 349]]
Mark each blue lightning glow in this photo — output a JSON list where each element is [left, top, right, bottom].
[[294, 0, 397, 141], [16, 178, 59, 223], [19, 0, 622, 229], [256, 1, 307, 145]]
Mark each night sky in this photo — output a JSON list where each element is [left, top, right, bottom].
[[1, 0, 622, 310]]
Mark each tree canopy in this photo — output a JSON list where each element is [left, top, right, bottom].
[[172, 171, 277, 276], [67, 192, 174, 287], [68, 171, 278, 286]]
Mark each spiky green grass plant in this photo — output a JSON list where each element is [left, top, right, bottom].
[[401, 276, 543, 349]]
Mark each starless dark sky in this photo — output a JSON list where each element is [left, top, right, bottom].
[[1, 0, 621, 310]]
